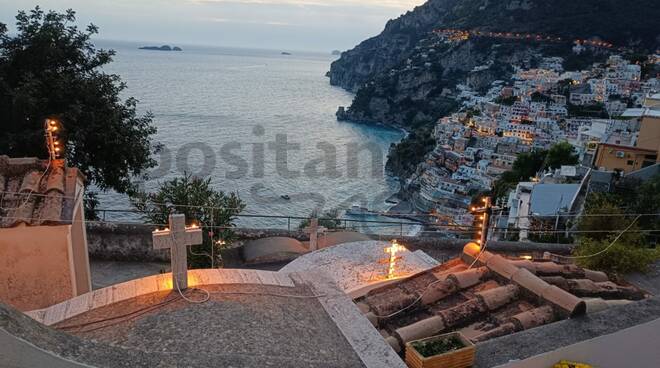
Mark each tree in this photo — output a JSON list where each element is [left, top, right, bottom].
[[490, 142, 581, 202], [130, 174, 245, 268], [0, 7, 159, 194], [573, 182, 660, 277], [544, 141, 578, 170], [511, 149, 547, 179]]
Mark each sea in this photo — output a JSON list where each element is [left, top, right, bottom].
[[95, 40, 418, 234]]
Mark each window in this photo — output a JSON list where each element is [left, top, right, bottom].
[[616, 151, 625, 158], [627, 160, 634, 166]]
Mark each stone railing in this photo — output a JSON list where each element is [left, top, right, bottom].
[[86, 223, 575, 263]]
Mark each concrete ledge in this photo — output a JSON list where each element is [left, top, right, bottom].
[[26, 269, 295, 326], [0, 329, 93, 368], [296, 271, 407, 368], [474, 297, 660, 367], [495, 318, 660, 368]]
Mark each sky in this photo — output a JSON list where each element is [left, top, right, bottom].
[[0, 0, 426, 52]]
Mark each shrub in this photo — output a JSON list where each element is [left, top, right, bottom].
[[573, 235, 657, 277], [298, 209, 342, 230], [130, 173, 245, 268]]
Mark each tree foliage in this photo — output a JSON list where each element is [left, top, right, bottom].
[[386, 126, 436, 178], [490, 142, 580, 202], [0, 7, 158, 193], [130, 174, 245, 268], [544, 141, 578, 170], [574, 175, 660, 276]]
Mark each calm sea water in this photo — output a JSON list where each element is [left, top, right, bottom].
[[96, 40, 405, 229]]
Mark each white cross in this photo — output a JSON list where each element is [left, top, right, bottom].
[[152, 214, 203, 290], [384, 240, 405, 279], [303, 217, 326, 251]]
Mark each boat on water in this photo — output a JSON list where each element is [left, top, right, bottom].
[[345, 204, 375, 216], [281, 195, 291, 200]]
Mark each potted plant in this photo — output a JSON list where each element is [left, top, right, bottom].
[[405, 332, 475, 368]]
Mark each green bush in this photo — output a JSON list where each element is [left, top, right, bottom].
[[298, 209, 342, 230], [130, 173, 245, 268], [573, 235, 657, 277]]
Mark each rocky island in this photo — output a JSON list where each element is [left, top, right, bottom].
[[139, 45, 182, 51]]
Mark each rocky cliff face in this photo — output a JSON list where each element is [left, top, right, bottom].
[[330, 0, 659, 93], [335, 38, 542, 128]]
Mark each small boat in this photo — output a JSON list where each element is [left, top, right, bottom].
[[281, 195, 291, 200], [346, 204, 373, 216], [281, 51, 292, 55]]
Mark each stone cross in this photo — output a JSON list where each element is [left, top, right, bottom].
[[384, 240, 405, 279], [152, 214, 203, 290], [303, 217, 326, 251]]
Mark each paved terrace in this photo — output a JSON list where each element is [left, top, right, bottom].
[[9, 269, 404, 368]]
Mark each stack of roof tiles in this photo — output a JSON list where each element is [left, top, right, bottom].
[[0, 156, 83, 228], [354, 243, 646, 353]]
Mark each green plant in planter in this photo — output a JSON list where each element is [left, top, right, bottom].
[[411, 336, 465, 358]]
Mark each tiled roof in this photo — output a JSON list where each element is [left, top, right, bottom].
[[355, 244, 646, 353], [0, 156, 84, 228]]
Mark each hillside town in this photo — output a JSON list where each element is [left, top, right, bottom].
[[2, 3, 660, 368], [404, 53, 660, 238]]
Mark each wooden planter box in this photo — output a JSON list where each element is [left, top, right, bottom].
[[405, 332, 475, 368]]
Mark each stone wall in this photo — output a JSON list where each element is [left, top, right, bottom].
[[86, 223, 574, 263], [86, 223, 166, 262], [86, 224, 311, 262]]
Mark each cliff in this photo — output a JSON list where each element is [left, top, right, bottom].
[[330, 0, 659, 93]]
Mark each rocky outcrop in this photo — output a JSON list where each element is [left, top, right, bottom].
[[336, 40, 538, 128]]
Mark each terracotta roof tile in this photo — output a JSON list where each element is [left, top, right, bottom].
[[541, 285, 586, 317], [511, 268, 552, 298], [355, 244, 645, 349], [0, 156, 83, 228], [511, 305, 554, 330], [477, 284, 519, 310], [19, 171, 42, 193], [45, 167, 65, 194], [447, 267, 490, 289], [584, 269, 609, 282], [6, 198, 37, 227], [485, 255, 520, 280], [36, 192, 64, 225]]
